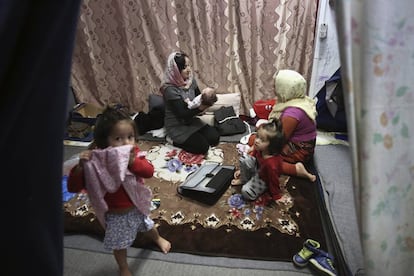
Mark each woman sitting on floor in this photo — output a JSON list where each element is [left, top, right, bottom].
[[160, 51, 220, 155], [244, 69, 317, 178]]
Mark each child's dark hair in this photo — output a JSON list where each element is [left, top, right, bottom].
[[93, 106, 138, 149], [259, 119, 285, 155], [174, 51, 189, 71]]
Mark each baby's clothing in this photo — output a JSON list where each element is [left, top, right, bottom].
[[238, 153, 257, 184], [186, 94, 202, 109], [241, 174, 267, 201], [239, 150, 283, 201], [254, 150, 283, 200]]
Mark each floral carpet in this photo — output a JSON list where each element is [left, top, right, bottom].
[[63, 140, 326, 261], [145, 142, 224, 183]]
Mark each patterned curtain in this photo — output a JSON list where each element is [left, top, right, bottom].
[[336, 1, 414, 275], [71, 0, 317, 114]]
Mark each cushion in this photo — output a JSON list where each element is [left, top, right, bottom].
[[204, 92, 241, 115], [149, 94, 164, 111], [199, 93, 241, 126]]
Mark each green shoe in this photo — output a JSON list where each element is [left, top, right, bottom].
[[292, 239, 321, 267]]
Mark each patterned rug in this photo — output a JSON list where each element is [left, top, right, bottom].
[[145, 143, 224, 183], [64, 140, 326, 261]]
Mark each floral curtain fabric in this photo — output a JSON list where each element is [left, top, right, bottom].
[[337, 1, 414, 275], [70, 0, 317, 115]]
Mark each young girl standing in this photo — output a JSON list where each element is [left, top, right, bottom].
[[67, 106, 171, 276], [233, 120, 315, 204]]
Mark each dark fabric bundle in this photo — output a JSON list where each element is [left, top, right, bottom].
[[134, 94, 165, 135], [214, 106, 246, 136]]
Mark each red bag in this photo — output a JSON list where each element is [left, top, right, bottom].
[[253, 99, 276, 119]]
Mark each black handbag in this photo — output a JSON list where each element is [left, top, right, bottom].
[[177, 163, 235, 205], [214, 106, 246, 136]]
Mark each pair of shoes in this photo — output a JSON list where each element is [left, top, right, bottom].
[[292, 239, 337, 276]]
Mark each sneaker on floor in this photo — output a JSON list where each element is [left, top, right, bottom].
[[150, 198, 161, 211], [309, 252, 337, 276], [292, 239, 321, 267]]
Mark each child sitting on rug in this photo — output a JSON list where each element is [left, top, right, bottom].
[[232, 120, 315, 204], [185, 87, 218, 109], [67, 106, 171, 276]]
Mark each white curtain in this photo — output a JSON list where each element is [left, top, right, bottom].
[[336, 1, 414, 275]]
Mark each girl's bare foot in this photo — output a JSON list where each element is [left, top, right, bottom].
[[146, 228, 171, 254], [114, 249, 131, 276], [234, 169, 240, 179], [295, 162, 316, 182], [231, 178, 242, 186], [120, 267, 132, 276], [156, 236, 171, 254]]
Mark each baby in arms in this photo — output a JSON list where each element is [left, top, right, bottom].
[[185, 87, 218, 109]]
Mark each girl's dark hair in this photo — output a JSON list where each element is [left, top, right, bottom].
[[174, 51, 188, 71], [93, 106, 138, 149], [260, 119, 285, 155]]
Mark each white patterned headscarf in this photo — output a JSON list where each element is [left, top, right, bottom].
[[268, 69, 317, 122], [161, 51, 193, 91]]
